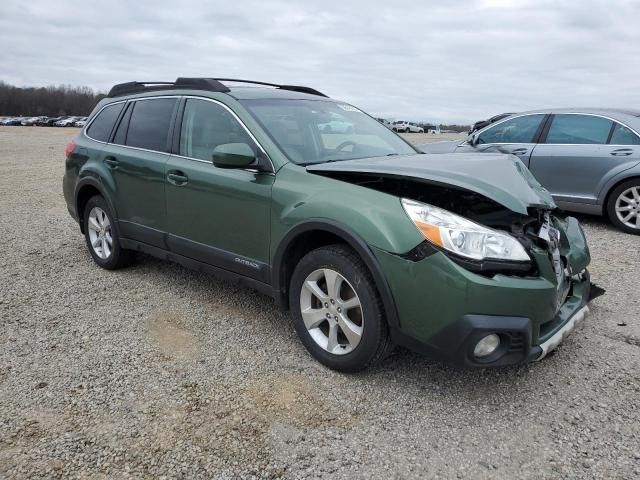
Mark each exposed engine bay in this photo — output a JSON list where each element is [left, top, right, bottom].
[[315, 171, 568, 277], [321, 172, 550, 243]]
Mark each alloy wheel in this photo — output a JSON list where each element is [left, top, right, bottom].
[[87, 207, 113, 259], [615, 186, 640, 230], [299, 268, 364, 355]]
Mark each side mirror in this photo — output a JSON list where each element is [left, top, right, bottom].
[[212, 143, 256, 169], [468, 133, 480, 146]]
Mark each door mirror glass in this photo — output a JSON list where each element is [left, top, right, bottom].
[[468, 133, 479, 146], [212, 143, 256, 168]]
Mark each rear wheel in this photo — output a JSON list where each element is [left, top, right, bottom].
[[607, 179, 640, 234], [83, 195, 135, 269], [289, 245, 392, 372]]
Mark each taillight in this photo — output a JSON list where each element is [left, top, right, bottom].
[[65, 140, 76, 158]]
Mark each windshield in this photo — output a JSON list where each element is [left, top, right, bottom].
[[241, 99, 417, 165]]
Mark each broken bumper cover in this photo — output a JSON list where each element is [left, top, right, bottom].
[[531, 305, 589, 361]]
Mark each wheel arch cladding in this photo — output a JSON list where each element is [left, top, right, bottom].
[[271, 220, 400, 328], [75, 179, 115, 234]]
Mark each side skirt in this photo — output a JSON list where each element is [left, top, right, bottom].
[[120, 238, 274, 298]]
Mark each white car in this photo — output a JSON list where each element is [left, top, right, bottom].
[[392, 121, 424, 133], [406, 122, 425, 133], [55, 116, 80, 127]]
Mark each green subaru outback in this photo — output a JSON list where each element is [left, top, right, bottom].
[[63, 77, 597, 371]]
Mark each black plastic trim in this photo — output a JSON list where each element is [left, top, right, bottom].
[[119, 238, 273, 297], [108, 78, 230, 98], [73, 177, 117, 232], [532, 114, 552, 144], [271, 219, 400, 328], [391, 315, 533, 368], [117, 221, 270, 283]]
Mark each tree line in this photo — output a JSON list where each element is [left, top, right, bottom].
[[0, 81, 106, 116]]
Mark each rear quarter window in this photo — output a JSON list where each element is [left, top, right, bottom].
[[609, 123, 640, 145], [125, 98, 177, 152], [86, 103, 125, 142]]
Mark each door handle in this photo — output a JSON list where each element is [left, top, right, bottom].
[[167, 171, 188, 185], [510, 148, 528, 155], [610, 149, 633, 156], [104, 157, 119, 168]]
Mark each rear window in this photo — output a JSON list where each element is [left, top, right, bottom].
[[609, 123, 640, 145], [545, 114, 612, 144], [86, 103, 124, 142], [125, 98, 177, 152]]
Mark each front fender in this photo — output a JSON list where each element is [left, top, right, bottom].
[[271, 163, 423, 256]]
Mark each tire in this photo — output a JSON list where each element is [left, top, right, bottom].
[[289, 244, 392, 372], [83, 195, 135, 269], [606, 179, 640, 234]]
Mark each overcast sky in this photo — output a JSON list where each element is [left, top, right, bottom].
[[1, 0, 638, 123]]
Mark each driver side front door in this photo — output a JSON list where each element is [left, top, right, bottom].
[[459, 113, 548, 166], [165, 97, 274, 283]]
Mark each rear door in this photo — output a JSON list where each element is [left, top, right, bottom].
[[464, 113, 547, 165], [164, 97, 274, 281], [106, 97, 178, 246], [528, 114, 640, 205]]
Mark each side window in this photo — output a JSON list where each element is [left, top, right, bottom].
[[545, 114, 612, 145], [477, 114, 544, 144], [86, 103, 124, 142], [179, 98, 254, 161], [126, 98, 177, 152], [609, 123, 640, 145]]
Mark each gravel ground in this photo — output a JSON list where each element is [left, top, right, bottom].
[[0, 126, 638, 479]]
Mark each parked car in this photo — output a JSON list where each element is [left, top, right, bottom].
[[1, 117, 24, 126], [406, 122, 424, 133], [21, 116, 47, 126], [419, 109, 640, 234], [392, 120, 409, 132], [41, 116, 64, 126], [63, 77, 596, 372], [55, 116, 81, 127], [73, 117, 88, 127]]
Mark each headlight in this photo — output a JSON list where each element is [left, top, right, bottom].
[[401, 198, 530, 262]]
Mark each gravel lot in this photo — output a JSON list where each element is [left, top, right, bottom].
[[1, 126, 638, 479]]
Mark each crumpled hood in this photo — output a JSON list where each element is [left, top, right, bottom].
[[307, 153, 556, 215]]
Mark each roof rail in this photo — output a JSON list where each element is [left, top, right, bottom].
[[213, 78, 327, 97], [107, 78, 230, 97], [107, 77, 326, 98]]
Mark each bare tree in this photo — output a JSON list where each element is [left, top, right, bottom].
[[0, 81, 106, 116]]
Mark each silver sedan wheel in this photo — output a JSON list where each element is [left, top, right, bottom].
[[299, 268, 364, 355], [615, 186, 640, 230], [87, 207, 113, 259]]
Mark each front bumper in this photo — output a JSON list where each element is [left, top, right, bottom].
[[373, 216, 594, 367]]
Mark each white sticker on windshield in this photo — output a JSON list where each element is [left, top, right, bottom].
[[337, 104, 360, 112]]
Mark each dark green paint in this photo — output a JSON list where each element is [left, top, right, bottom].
[[63, 86, 593, 361]]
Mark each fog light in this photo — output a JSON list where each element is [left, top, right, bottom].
[[474, 334, 500, 358]]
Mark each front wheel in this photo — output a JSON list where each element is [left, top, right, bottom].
[[607, 179, 640, 234], [83, 195, 135, 269], [289, 245, 392, 372]]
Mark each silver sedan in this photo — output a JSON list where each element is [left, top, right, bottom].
[[420, 108, 640, 234]]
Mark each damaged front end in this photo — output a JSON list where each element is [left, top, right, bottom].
[[309, 161, 601, 366]]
